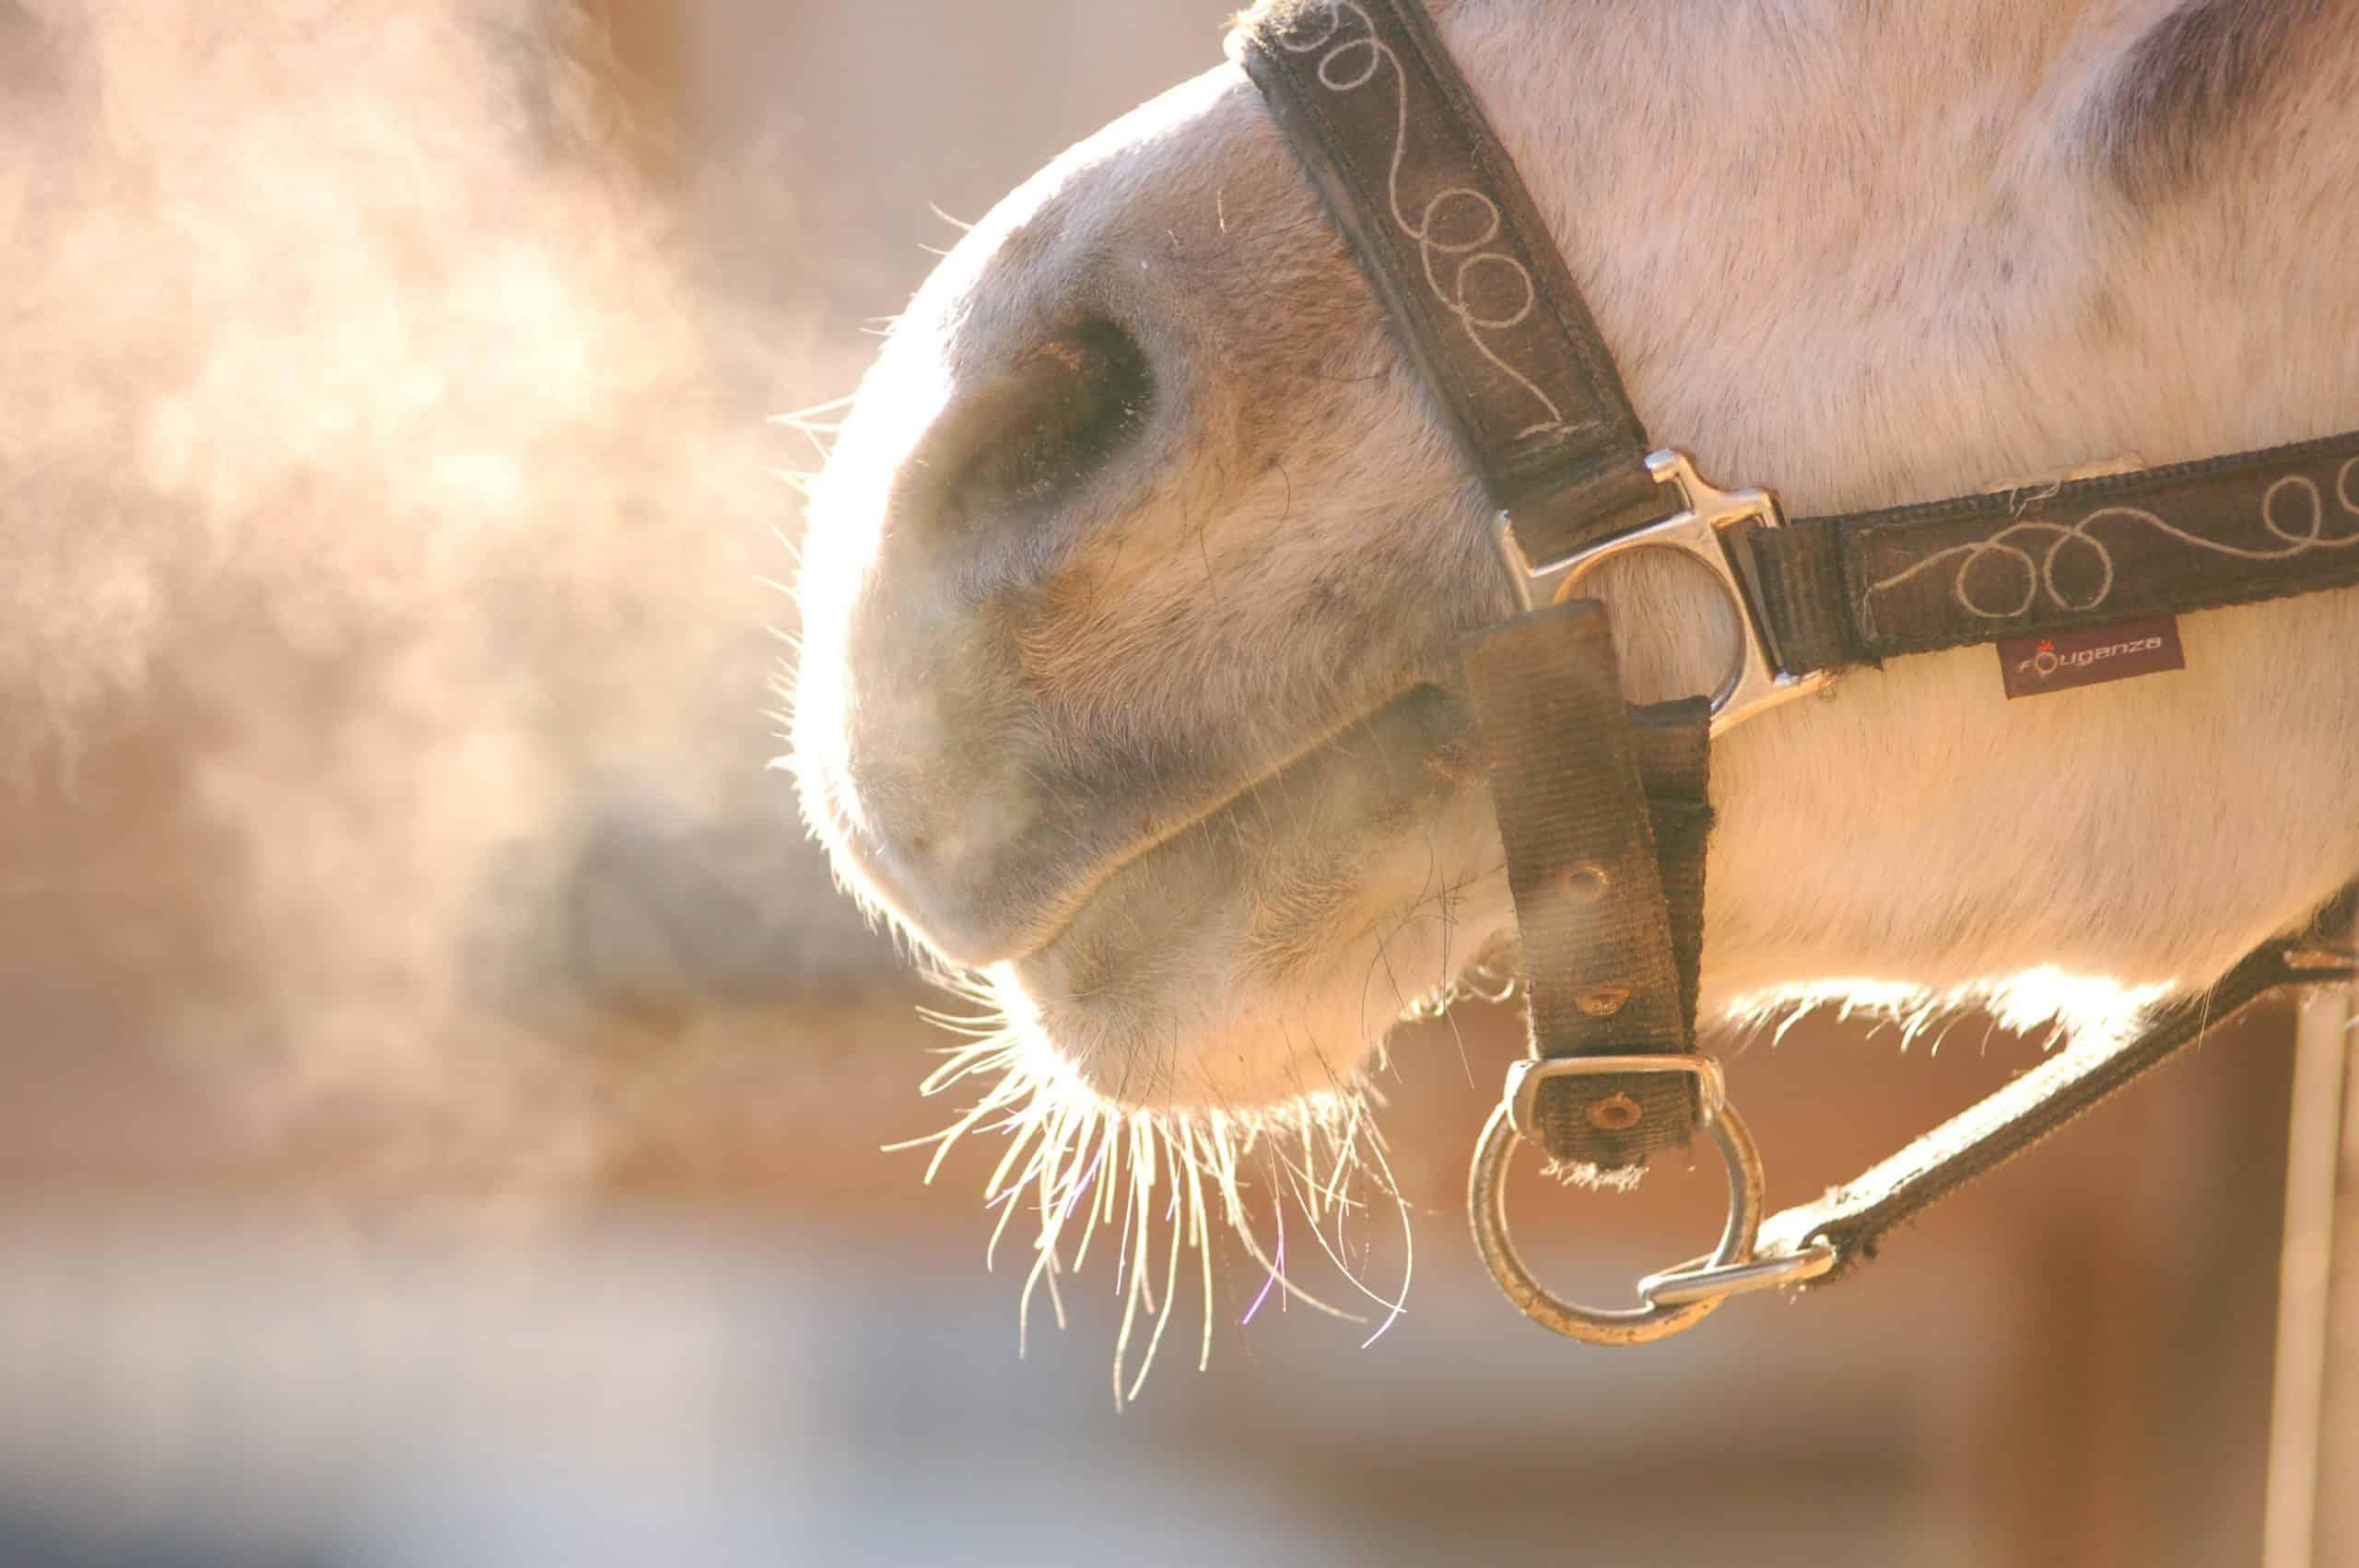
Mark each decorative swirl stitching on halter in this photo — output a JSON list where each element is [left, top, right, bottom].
[[1866, 456, 2359, 619], [1274, 0, 1567, 439]]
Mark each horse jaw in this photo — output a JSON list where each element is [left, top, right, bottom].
[[792, 0, 2359, 1117]]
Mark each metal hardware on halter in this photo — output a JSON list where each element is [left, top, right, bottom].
[[1473, 1057, 1837, 1341], [1466, 460, 1824, 1345], [1470, 1057, 1769, 1345], [1638, 1239, 1838, 1309], [1502, 1053, 1724, 1139], [1493, 449, 1835, 735]]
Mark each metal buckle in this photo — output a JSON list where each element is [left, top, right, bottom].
[[1502, 1054, 1725, 1141], [1471, 1056, 1828, 1344], [1493, 448, 1834, 735]]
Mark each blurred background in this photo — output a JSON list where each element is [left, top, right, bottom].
[[0, 1, 2351, 1562]]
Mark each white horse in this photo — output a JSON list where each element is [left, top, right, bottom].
[[789, 0, 2359, 1352]]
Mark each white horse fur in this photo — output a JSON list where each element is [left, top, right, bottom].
[[792, 0, 2359, 1130]]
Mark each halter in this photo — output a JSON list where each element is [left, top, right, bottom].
[[1230, 0, 2359, 1343]]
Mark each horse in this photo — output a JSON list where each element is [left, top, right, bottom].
[[787, 0, 2359, 1375]]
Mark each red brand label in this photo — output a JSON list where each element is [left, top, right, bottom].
[[1997, 616, 2186, 699]]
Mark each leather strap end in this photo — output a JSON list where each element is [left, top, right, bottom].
[[1502, 458, 1677, 569], [1461, 602, 1708, 1168], [1749, 517, 1864, 675]]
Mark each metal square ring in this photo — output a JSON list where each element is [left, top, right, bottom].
[[1503, 1054, 1726, 1141], [1492, 447, 1833, 735]]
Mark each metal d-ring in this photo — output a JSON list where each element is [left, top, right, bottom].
[[1468, 1087, 1766, 1346]]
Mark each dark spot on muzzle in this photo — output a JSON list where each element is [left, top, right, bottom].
[[903, 316, 1154, 548]]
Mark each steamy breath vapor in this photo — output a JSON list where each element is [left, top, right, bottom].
[[2, 0, 1411, 1386], [1, 0, 818, 1199]]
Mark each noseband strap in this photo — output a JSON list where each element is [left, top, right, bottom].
[[1227, 0, 1667, 556]]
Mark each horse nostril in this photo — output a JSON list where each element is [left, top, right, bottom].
[[922, 317, 1154, 534]]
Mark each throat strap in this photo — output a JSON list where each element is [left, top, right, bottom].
[[1228, 0, 1667, 557], [1755, 430, 2359, 674]]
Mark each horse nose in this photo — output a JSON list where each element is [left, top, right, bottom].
[[896, 315, 1154, 546], [810, 317, 1161, 967]]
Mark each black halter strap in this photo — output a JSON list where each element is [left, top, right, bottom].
[[1758, 430, 2359, 675], [1232, 0, 2359, 1325], [1461, 604, 1714, 1172], [1235, 0, 1713, 1178], [1230, 0, 1665, 556]]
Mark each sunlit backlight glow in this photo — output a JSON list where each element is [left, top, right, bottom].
[[5, 0, 823, 1199], [1729, 965, 2179, 1057], [888, 977, 1414, 1407]]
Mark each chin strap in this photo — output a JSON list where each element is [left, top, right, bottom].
[[1460, 600, 1713, 1174], [1460, 600, 1777, 1346]]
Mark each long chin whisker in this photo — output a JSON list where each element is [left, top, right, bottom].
[[888, 989, 1412, 1408]]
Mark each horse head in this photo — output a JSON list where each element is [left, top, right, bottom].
[[791, 0, 2359, 1134]]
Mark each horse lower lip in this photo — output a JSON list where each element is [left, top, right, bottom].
[[1016, 681, 1480, 973], [829, 824, 1050, 968], [807, 777, 1036, 966]]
